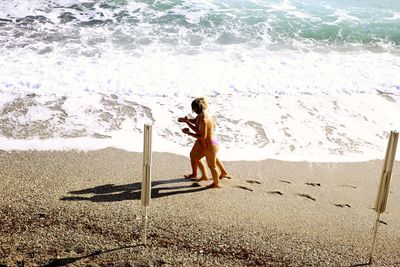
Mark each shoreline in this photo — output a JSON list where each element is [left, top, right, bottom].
[[1, 148, 400, 266], [0, 141, 396, 163]]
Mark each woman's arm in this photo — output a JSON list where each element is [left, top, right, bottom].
[[183, 117, 206, 138], [185, 120, 197, 132], [178, 116, 196, 124], [182, 128, 201, 139], [178, 116, 197, 132], [188, 117, 196, 124], [181, 116, 208, 139]]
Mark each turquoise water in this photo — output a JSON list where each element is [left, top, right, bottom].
[[138, 0, 400, 47], [1, 0, 400, 52]]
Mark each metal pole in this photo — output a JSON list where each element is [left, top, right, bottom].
[[368, 212, 381, 264]]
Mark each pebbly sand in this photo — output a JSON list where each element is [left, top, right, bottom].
[[0, 148, 400, 266]]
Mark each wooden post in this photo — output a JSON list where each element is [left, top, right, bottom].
[[141, 124, 152, 245], [369, 131, 398, 264]]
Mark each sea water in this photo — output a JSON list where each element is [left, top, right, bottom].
[[0, 0, 399, 161]]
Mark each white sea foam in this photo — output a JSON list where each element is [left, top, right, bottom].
[[386, 12, 400, 21], [333, 9, 360, 23], [0, 44, 399, 161], [1, 0, 400, 162]]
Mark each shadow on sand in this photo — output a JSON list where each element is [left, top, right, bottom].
[[60, 178, 209, 202], [42, 245, 141, 267]]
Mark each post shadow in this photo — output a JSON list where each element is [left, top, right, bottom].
[[60, 177, 209, 202], [41, 245, 140, 267]]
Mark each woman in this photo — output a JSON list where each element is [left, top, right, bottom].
[[178, 97, 228, 188]]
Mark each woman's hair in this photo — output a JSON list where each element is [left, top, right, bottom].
[[191, 97, 208, 114]]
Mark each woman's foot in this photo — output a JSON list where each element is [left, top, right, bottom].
[[196, 176, 208, 182], [206, 183, 221, 189], [219, 172, 231, 179], [184, 174, 197, 179]]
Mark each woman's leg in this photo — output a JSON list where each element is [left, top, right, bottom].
[[185, 143, 199, 178], [205, 146, 220, 188], [216, 158, 229, 179], [197, 158, 208, 181], [185, 141, 207, 179], [194, 142, 208, 179]]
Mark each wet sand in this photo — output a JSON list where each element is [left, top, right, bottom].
[[1, 148, 399, 266]]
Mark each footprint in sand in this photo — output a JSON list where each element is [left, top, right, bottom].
[[268, 191, 283, 195], [338, 184, 357, 189], [279, 180, 292, 184], [334, 203, 351, 208], [298, 193, 316, 201], [236, 185, 253, 192], [246, 180, 261, 185], [305, 182, 321, 187]]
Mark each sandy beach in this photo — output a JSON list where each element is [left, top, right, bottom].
[[2, 1, 400, 266], [1, 148, 400, 266]]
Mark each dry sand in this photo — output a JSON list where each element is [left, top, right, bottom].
[[1, 148, 400, 266]]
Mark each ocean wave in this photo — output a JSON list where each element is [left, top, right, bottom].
[[1, 0, 400, 53]]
